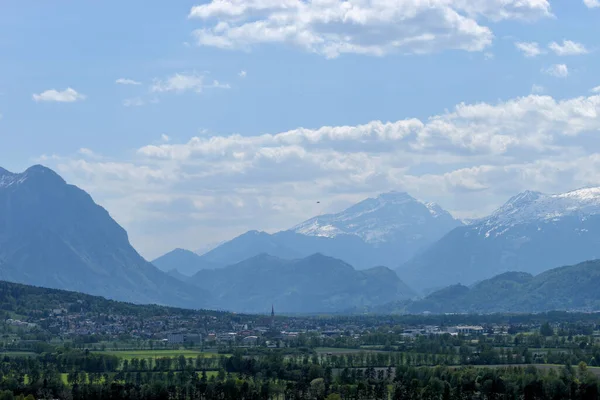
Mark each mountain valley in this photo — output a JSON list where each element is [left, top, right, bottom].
[[5, 164, 600, 315]]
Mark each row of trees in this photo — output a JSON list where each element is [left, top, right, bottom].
[[2, 346, 600, 399]]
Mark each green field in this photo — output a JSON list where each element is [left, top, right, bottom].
[[94, 349, 228, 360]]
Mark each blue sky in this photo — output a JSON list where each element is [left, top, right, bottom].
[[1, 0, 600, 259]]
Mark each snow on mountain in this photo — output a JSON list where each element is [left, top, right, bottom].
[[425, 202, 448, 218], [0, 168, 27, 188], [291, 191, 461, 244], [399, 186, 600, 293], [475, 187, 600, 238]]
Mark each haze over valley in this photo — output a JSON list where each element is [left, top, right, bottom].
[[2, 0, 600, 315], [4, 164, 600, 314]]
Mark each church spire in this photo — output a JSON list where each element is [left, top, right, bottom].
[[270, 305, 275, 329]]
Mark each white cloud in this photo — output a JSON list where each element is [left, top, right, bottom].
[[592, 86, 600, 93], [133, 94, 600, 165], [47, 88, 600, 257], [152, 72, 206, 93], [543, 64, 569, 78], [531, 84, 545, 94], [116, 78, 142, 85], [515, 41, 543, 57], [238, 70, 247, 78], [32, 88, 86, 103], [161, 134, 171, 143], [123, 97, 145, 107], [151, 72, 230, 94], [584, 0, 600, 8], [548, 40, 589, 56], [189, 0, 551, 58]]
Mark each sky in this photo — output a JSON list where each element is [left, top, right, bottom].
[[1, 0, 600, 259]]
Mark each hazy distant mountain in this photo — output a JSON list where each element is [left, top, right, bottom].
[[195, 241, 225, 256], [197, 230, 304, 266], [399, 188, 600, 292], [0, 165, 207, 309], [189, 253, 416, 313], [166, 268, 189, 282], [156, 230, 379, 274], [165, 192, 462, 271], [152, 248, 223, 276], [403, 260, 600, 314]]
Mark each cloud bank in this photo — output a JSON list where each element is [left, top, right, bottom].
[[44, 90, 600, 257], [189, 0, 552, 58]]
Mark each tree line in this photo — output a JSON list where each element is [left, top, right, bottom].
[[1, 348, 600, 399]]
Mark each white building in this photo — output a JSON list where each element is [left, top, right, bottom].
[[448, 326, 485, 335], [242, 336, 258, 346]]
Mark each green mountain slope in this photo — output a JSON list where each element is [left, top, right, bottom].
[[405, 260, 600, 314]]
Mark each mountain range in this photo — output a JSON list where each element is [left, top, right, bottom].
[[0, 165, 416, 313], [398, 188, 600, 292], [153, 192, 463, 275], [188, 253, 415, 313], [6, 164, 600, 315], [394, 259, 600, 314], [156, 184, 600, 305]]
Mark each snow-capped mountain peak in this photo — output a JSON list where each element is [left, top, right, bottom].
[[476, 187, 600, 236], [504, 190, 544, 207], [425, 202, 451, 218], [291, 191, 461, 244], [0, 165, 64, 189], [555, 186, 600, 202]]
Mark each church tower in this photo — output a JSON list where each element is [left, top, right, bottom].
[[270, 305, 275, 329]]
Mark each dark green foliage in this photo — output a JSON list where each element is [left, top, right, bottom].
[[0, 279, 227, 320], [541, 322, 554, 337], [2, 348, 600, 400]]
